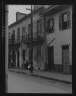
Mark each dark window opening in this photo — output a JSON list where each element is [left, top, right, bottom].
[[59, 11, 70, 30], [17, 28, 20, 42], [46, 18, 54, 33]]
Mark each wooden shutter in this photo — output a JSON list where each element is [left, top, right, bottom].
[[67, 11, 71, 28], [50, 18, 54, 33], [59, 15, 62, 30], [46, 20, 49, 33], [53, 18, 54, 32]]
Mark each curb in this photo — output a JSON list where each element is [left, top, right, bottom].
[[8, 69, 72, 84]]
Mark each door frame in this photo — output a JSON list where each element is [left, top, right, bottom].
[[48, 46, 54, 71], [17, 50, 19, 68], [62, 45, 69, 74]]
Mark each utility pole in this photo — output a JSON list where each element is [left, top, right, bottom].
[[26, 5, 33, 73], [5, 5, 8, 93]]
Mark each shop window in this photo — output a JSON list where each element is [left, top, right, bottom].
[[59, 11, 71, 30]]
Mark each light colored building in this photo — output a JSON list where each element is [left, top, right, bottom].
[[8, 6, 45, 70], [8, 5, 72, 74], [40, 5, 72, 74]]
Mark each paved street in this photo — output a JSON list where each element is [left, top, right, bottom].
[[8, 71, 72, 93]]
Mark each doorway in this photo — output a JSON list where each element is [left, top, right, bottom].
[[23, 49, 25, 61], [48, 46, 54, 71], [62, 45, 69, 74], [17, 50, 19, 68]]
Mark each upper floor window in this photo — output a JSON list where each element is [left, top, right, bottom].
[[22, 27, 25, 39], [28, 24, 31, 39], [59, 11, 70, 30], [28, 24, 31, 34], [17, 27, 20, 41], [37, 19, 43, 33], [46, 17, 54, 33], [11, 30, 15, 43]]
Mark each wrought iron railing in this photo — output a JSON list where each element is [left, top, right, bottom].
[[9, 39, 21, 45], [22, 32, 45, 42]]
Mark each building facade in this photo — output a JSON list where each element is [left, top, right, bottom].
[[8, 5, 72, 74]]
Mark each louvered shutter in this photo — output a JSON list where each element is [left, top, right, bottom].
[[59, 15, 62, 30], [52, 18, 54, 32], [67, 11, 71, 28], [46, 20, 49, 33]]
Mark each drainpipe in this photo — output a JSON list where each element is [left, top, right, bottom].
[[5, 5, 8, 93]]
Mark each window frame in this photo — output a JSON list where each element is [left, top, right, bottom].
[[46, 17, 54, 34], [22, 26, 25, 39], [17, 27, 20, 41], [37, 19, 43, 33], [59, 11, 71, 31]]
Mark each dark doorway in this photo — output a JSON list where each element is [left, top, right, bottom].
[[17, 50, 19, 68], [48, 46, 54, 71], [62, 45, 69, 74], [12, 51, 16, 67]]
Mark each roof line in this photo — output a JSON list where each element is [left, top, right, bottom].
[[8, 7, 44, 28], [39, 5, 59, 15]]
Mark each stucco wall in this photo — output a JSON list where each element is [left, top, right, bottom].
[[46, 6, 72, 65]]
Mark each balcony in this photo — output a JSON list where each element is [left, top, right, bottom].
[[9, 39, 21, 50], [22, 32, 45, 44]]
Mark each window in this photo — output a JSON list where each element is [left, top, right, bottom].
[[37, 46, 41, 63], [59, 11, 70, 30], [37, 19, 43, 39], [17, 27, 20, 42], [28, 24, 31, 34], [11, 30, 15, 44], [28, 24, 31, 39], [37, 20, 43, 33], [46, 17, 54, 33], [22, 27, 25, 40]]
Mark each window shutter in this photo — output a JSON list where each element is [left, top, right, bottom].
[[67, 11, 71, 28], [59, 15, 62, 30], [46, 20, 49, 33], [52, 18, 54, 32]]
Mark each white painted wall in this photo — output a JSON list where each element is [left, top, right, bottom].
[[46, 6, 72, 65]]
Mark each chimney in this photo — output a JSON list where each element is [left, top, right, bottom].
[[16, 12, 27, 21]]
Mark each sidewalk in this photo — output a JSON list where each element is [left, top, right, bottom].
[[8, 68, 72, 84]]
